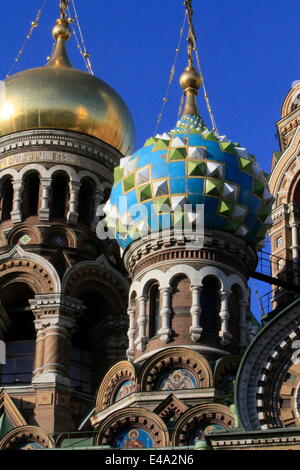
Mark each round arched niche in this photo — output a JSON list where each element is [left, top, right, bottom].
[[0, 426, 54, 450], [95, 361, 136, 412], [94, 407, 169, 449], [139, 347, 213, 392], [172, 404, 234, 446]]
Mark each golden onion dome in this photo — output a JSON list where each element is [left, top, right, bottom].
[[0, 18, 135, 155]]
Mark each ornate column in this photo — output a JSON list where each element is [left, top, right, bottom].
[[67, 181, 81, 224], [135, 296, 148, 351], [219, 291, 232, 346], [30, 294, 84, 385], [33, 325, 45, 378], [158, 287, 172, 343], [239, 299, 249, 350], [126, 306, 136, 362], [39, 177, 52, 221], [290, 220, 300, 285], [189, 285, 203, 342], [91, 189, 104, 231], [11, 179, 23, 223]]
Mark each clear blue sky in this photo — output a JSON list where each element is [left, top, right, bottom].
[[0, 0, 297, 318]]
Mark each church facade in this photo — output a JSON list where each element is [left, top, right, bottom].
[[0, 2, 300, 451]]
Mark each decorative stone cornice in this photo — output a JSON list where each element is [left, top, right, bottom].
[[30, 293, 85, 324], [271, 203, 289, 222], [0, 129, 122, 178], [124, 229, 257, 279]]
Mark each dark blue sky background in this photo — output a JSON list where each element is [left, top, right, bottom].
[[0, 0, 297, 318]]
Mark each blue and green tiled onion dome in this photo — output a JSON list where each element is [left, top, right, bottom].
[[104, 114, 273, 252]]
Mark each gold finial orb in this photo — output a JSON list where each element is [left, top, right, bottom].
[[179, 67, 202, 92], [52, 19, 71, 41]]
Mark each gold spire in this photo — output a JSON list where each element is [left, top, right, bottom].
[[46, 1, 72, 68], [179, 0, 202, 116]]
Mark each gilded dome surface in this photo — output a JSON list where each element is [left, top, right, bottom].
[[0, 20, 135, 155], [104, 114, 273, 251]]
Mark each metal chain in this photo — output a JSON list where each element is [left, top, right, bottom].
[[6, 0, 48, 77], [68, 0, 94, 75], [194, 46, 219, 136], [154, 12, 187, 135]]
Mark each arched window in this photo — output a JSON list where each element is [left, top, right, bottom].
[[22, 172, 40, 218], [50, 172, 69, 219], [200, 276, 221, 335], [149, 284, 160, 337], [1, 177, 13, 222], [71, 290, 122, 396], [78, 179, 94, 226], [0, 283, 36, 385]]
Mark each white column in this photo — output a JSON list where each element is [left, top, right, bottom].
[[189, 286, 203, 342], [11, 180, 23, 223], [158, 287, 172, 343], [67, 181, 81, 224], [291, 222, 300, 285], [239, 299, 249, 349], [219, 290, 232, 346], [39, 177, 52, 221], [135, 296, 148, 351], [91, 189, 104, 231], [126, 307, 136, 362]]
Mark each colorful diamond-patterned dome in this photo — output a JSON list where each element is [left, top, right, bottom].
[[104, 114, 273, 252]]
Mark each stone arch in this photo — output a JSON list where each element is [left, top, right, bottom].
[[77, 170, 101, 190], [139, 347, 213, 392], [0, 168, 19, 182], [0, 425, 54, 450], [236, 298, 300, 431], [172, 403, 235, 446], [94, 407, 169, 448], [18, 164, 48, 180], [197, 266, 226, 290], [77, 233, 104, 256], [130, 269, 165, 298], [43, 225, 77, 248], [62, 255, 129, 298], [287, 168, 300, 204], [62, 256, 129, 393], [7, 224, 42, 246], [48, 164, 78, 182], [0, 245, 61, 294], [281, 83, 300, 118], [225, 273, 247, 299], [95, 361, 136, 412], [165, 264, 199, 287]]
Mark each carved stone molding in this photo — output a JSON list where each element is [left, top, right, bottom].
[[124, 229, 257, 279], [172, 403, 234, 446], [94, 407, 169, 448], [0, 425, 54, 450], [0, 128, 122, 176], [95, 361, 136, 412], [139, 347, 213, 391]]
